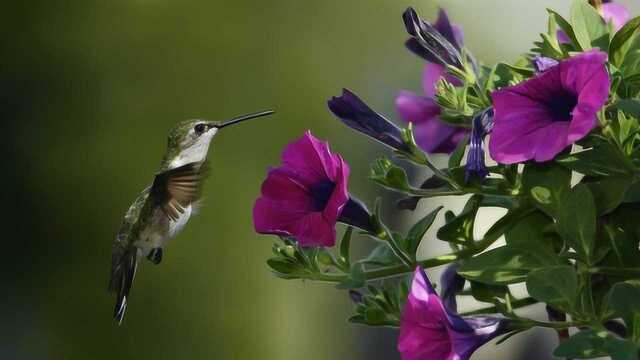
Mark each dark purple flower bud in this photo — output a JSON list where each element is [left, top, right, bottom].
[[328, 89, 410, 152], [338, 197, 374, 234], [532, 56, 559, 73], [399, 268, 511, 360], [349, 290, 364, 304], [433, 9, 464, 50], [440, 263, 466, 313], [465, 108, 494, 183], [402, 7, 463, 68]]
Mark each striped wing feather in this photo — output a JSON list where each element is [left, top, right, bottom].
[[151, 162, 207, 221]]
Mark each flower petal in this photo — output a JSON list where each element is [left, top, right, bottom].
[[413, 116, 464, 154], [395, 90, 440, 124], [602, 2, 630, 32], [322, 155, 350, 226], [434, 8, 464, 50], [282, 131, 337, 184]]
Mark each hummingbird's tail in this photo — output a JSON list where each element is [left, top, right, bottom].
[[108, 247, 138, 325]]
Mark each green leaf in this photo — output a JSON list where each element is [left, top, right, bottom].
[[557, 184, 597, 264], [526, 266, 577, 312], [369, 157, 411, 193], [548, 9, 580, 50], [522, 163, 571, 217], [266, 258, 299, 278], [505, 211, 557, 254], [459, 245, 558, 285], [406, 206, 443, 259], [500, 62, 534, 77], [437, 195, 482, 245], [469, 281, 508, 304], [617, 99, 640, 117], [556, 140, 634, 177], [586, 176, 633, 215], [448, 136, 468, 168], [554, 329, 639, 360], [339, 226, 353, 268], [610, 16, 640, 67], [570, 0, 609, 51], [360, 244, 400, 267], [624, 180, 640, 202], [605, 281, 640, 322], [337, 263, 365, 289]]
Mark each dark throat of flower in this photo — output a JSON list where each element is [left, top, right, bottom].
[[310, 181, 336, 211], [547, 92, 578, 122]]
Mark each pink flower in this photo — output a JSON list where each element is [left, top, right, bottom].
[[254, 131, 371, 247]]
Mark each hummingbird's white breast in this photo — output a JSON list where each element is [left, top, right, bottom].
[[135, 204, 193, 255]]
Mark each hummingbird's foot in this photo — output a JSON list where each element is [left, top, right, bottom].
[[147, 248, 163, 265]]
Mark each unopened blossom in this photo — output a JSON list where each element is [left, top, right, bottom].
[[396, 8, 469, 154], [328, 89, 410, 152]]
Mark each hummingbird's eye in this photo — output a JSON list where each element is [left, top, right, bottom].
[[194, 123, 206, 135]]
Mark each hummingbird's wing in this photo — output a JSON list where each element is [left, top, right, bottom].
[[150, 161, 208, 221]]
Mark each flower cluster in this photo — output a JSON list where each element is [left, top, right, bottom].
[[254, 1, 640, 359]]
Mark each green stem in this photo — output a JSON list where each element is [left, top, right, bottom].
[[589, 267, 640, 277], [377, 230, 413, 268], [304, 228, 504, 284], [460, 297, 537, 316], [527, 320, 586, 330], [409, 188, 464, 198]]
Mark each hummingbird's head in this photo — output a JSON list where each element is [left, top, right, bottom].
[[163, 119, 219, 170], [161, 110, 275, 170]]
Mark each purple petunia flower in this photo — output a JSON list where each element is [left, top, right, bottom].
[[253, 131, 372, 247], [489, 50, 610, 164], [398, 268, 509, 360], [396, 63, 469, 154]]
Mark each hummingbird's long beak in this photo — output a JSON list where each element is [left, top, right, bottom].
[[215, 110, 275, 129]]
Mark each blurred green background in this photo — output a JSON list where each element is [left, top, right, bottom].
[[2, 1, 637, 359]]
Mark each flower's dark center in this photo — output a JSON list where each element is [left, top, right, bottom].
[[546, 91, 578, 122], [310, 181, 336, 211]]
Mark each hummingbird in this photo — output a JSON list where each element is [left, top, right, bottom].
[[108, 110, 274, 324]]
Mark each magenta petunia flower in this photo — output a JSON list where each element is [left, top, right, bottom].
[[397, 9, 469, 154], [398, 268, 509, 360], [253, 131, 371, 247], [489, 50, 610, 164]]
